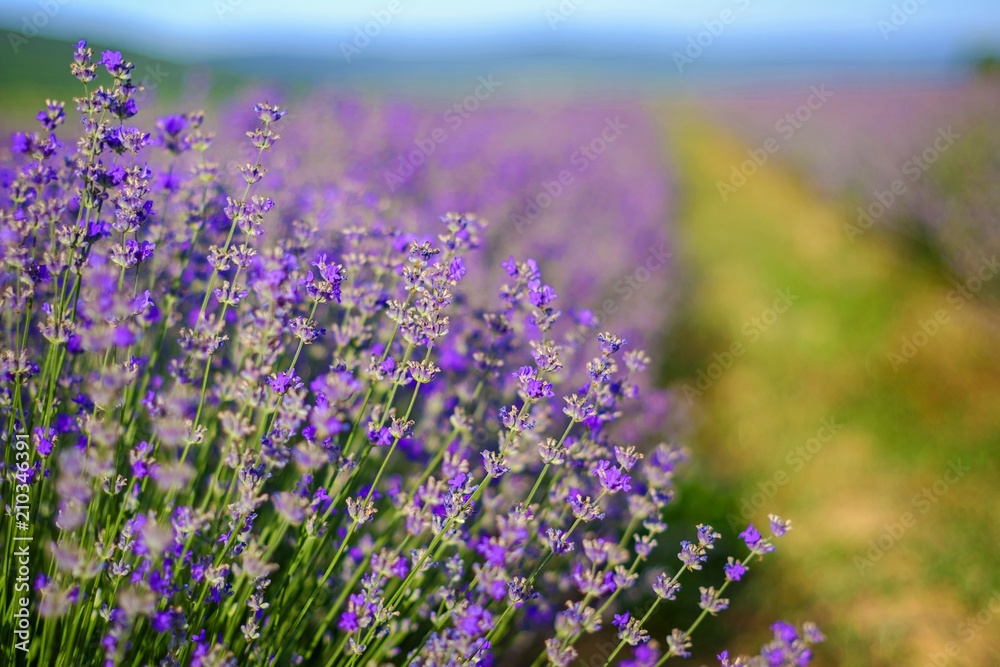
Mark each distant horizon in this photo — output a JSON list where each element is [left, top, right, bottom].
[[3, 0, 999, 99], [1, 31, 992, 101], [1, 0, 999, 66]]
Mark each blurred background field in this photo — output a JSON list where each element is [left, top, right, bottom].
[[3, 1, 1000, 664]]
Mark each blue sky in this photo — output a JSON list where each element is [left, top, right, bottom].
[[1, 0, 999, 61]]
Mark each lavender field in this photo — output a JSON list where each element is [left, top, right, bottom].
[[1, 3, 999, 667]]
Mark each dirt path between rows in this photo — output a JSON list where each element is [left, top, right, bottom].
[[661, 110, 1000, 666]]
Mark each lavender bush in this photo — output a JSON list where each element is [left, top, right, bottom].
[[0, 43, 822, 667], [206, 89, 678, 343]]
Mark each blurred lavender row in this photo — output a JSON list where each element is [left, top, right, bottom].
[[709, 75, 1000, 287], [210, 91, 676, 331]]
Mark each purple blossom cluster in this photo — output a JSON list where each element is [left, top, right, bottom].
[[717, 620, 825, 667], [0, 43, 821, 666]]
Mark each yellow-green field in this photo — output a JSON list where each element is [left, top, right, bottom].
[[661, 109, 1000, 666]]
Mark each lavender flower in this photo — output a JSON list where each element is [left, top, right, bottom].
[[591, 459, 632, 494], [699, 586, 730, 615], [724, 557, 748, 582], [0, 41, 820, 667], [652, 572, 681, 600]]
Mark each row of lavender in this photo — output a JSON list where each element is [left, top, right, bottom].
[[0, 43, 821, 666], [709, 77, 1000, 286]]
